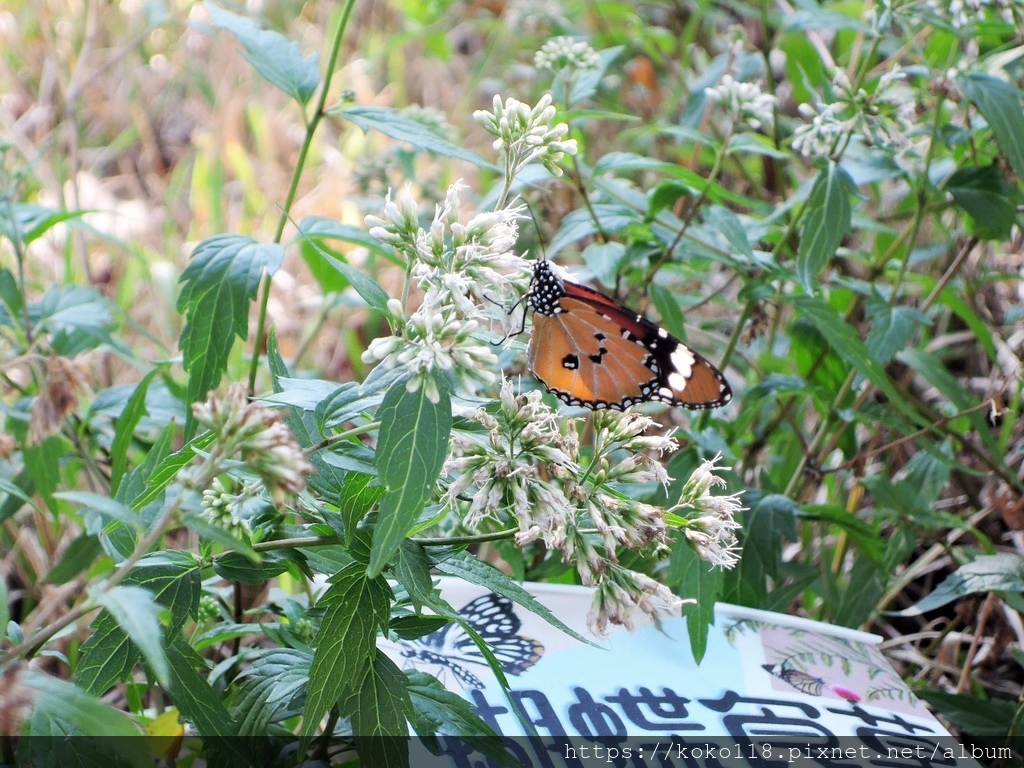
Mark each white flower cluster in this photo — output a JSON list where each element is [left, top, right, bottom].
[[791, 67, 914, 159], [441, 379, 736, 634], [189, 384, 314, 507], [705, 75, 777, 131], [534, 36, 601, 73], [474, 94, 578, 178], [364, 183, 530, 402], [667, 452, 745, 569], [928, 0, 1021, 27]]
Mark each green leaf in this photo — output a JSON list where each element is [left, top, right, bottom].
[[165, 636, 245, 745], [338, 472, 383, 545], [0, 204, 86, 247], [338, 106, 496, 170], [394, 541, 436, 608], [667, 538, 722, 664], [915, 690, 1017, 739], [891, 553, 1024, 616], [56, 492, 142, 532], [548, 205, 636, 257], [176, 234, 284, 422], [783, 9, 872, 32], [435, 552, 590, 645], [946, 164, 1017, 240], [406, 671, 518, 768], [580, 241, 626, 289], [796, 163, 854, 293], [214, 551, 287, 583], [317, 249, 391, 314], [109, 370, 158, 494], [960, 74, 1024, 184], [0, 576, 8, 642], [77, 553, 201, 694], [133, 431, 216, 511], [23, 435, 62, 510], [647, 181, 694, 220], [790, 296, 931, 429], [44, 534, 104, 584], [338, 650, 413, 768], [704, 205, 755, 260], [304, 563, 392, 735], [204, 2, 319, 105], [370, 375, 451, 577], [865, 296, 925, 364], [648, 283, 686, 339], [94, 585, 170, 686], [23, 671, 142, 736]]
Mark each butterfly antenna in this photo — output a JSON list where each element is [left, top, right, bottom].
[[483, 291, 530, 345]]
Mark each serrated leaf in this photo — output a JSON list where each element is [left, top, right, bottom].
[[95, 585, 170, 686], [176, 234, 284, 420], [336, 472, 382, 544], [666, 539, 722, 664], [797, 163, 854, 293], [338, 106, 496, 169], [166, 637, 246, 747], [370, 375, 451, 577], [213, 551, 287, 583], [406, 671, 518, 768], [204, 2, 319, 105], [76, 612, 140, 695], [109, 370, 158, 494], [77, 553, 201, 694], [303, 563, 392, 735], [960, 74, 1024, 184], [946, 164, 1017, 240], [338, 650, 413, 768], [891, 553, 1024, 616], [435, 552, 590, 645], [231, 648, 312, 735]]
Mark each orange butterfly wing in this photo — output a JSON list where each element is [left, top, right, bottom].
[[527, 262, 731, 411]]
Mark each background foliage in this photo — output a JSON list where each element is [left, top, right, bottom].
[[1, 0, 1023, 764]]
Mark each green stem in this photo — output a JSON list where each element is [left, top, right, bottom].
[[246, 0, 359, 395]]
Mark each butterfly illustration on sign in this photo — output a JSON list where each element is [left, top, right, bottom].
[[763, 660, 861, 702], [523, 260, 732, 412], [397, 593, 544, 690]]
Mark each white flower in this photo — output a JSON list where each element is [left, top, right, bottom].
[[534, 36, 601, 73], [670, 453, 745, 569], [474, 94, 578, 177], [705, 75, 777, 131]]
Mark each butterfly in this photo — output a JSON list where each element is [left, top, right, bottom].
[[525, 260, 732, 411], [398, 593, 544, 690], [763, 661, 861, 702]]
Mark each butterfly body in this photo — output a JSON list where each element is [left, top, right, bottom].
[[526, 260, 732, 411]]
